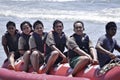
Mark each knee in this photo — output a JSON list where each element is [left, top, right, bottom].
[[24, 50, 31, 55], [24, 50, 31, 57], [51, 51, 59, 58], [81, 56, 90, 62], [31, 51, 39, 57]]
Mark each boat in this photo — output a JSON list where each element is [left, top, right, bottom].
[[1, 57, 120, 80]]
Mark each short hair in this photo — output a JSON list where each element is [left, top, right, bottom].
[[106, 21, 117, 30], [73, 21, 84, 28], [33, 20, 44, 29], [20, 21, 32, 31], [53, 20, 63, 29], [6, 21, 16, 28]]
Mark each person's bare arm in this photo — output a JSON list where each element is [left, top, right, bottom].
[[2, 36, 9, 57], [96, 42, 116, 59]]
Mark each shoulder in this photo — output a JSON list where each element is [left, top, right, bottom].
[[98, 34, 106, 41], [2, 32, 9, 40], [83, 33, 89, 38], [29, 35, 36, 43], [43, 32, 48, 37], [19, 36, 25, 41], [47, 31, 53, 38], [2, 34, 6, 39], [29, 35, 34, 40]]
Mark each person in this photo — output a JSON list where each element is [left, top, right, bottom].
[[18, 21, 32, 72], [29, 20, 47, 73], [96, 21, 120, 68], [67, 21, 98, 76], [2, 21, 21, 69], [45, 20, 68, 74]]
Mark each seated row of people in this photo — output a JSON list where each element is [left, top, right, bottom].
[[2, 20, 120, 76]]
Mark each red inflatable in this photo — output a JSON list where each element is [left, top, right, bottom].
[[1, 57, 120, 80]]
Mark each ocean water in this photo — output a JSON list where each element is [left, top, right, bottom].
[[0, 0, 120, 66]]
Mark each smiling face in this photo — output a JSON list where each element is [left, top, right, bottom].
[[74, 22, 84, 35], [7, 25, 16, 35], [34, 24, 44, 35], [54, 22, 63, 34], [22, 23, 32, 35]]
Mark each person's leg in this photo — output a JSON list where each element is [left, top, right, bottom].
[[9, 52, 15, 69], [72, 56, 89, 76], [45, 51, 59, 74], [23, 50, 31, 72], [30, 50, 40, 72]]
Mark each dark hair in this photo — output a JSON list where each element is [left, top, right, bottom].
[[20, 21, 32, 31], [6, 21, 16, 28], [106, 21, 117, 30], [73, 20, 84, 28], [33, 20, 44, 29], [53, 20, 63, 29]]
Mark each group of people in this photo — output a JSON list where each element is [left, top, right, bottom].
[[2, 19, 120, 77]]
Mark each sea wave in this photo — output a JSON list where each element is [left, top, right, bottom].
[[0, 8, 120, 23]]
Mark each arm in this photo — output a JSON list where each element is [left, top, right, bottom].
[[50, 45, 66, 58], [74, 47, 93, 62], [18, 37, 25, 55], [46, 32, 66, 58], [89, 40, 98, 64], [96, 42, 116, 59], [29, 36, 37, 52], [114, 40, 120, 52], [67, 37, 92, 60], [2, 35, 9, 57]]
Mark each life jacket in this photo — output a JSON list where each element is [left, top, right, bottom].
[[69, 33, 90, 58], [46, 31, 67, 54], [20, 33, 31, 51], [5, 30, 21, 52], [32, 32, 48, 53]]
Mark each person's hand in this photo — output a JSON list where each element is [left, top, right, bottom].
[[92, 59, 99, 65], [108, 53, 116, 59], [86, 55, 93, 64], [61, 56, 68, 63]]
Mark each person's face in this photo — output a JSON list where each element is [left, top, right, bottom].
[[22, 23, 31, 35], [74, 23, 84, 35], [54, 23, 63, 34], [34, 24, 43, 35], [107, 27, 117, 37], [7, 25, 16, 35]]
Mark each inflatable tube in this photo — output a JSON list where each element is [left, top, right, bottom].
[[2, 57, 120, 80], [0, 68, 89, 80]]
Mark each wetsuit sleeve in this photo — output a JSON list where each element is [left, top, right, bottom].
[[18, 37, 25, 50], [96, 36, 104, 46], [67, 37, 78, 50], [46, 32, 55, 46], [88, 38, 94, 48], [29, 35, 36, 50]]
